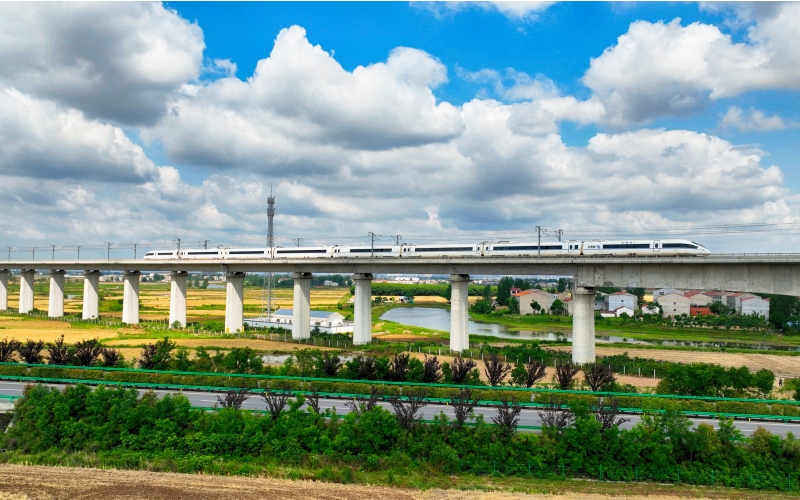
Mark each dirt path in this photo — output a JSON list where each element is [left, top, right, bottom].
[[0, 464, 786, 500], [548, 346, 800, 377]]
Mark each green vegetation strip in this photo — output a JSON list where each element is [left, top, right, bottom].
[[4, 371, 800, 422], [0, 361, 795, 405]]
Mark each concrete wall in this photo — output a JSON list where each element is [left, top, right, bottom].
[[607, 293, 636, 311], [656, 293, 691, 317], [741, 297, 770, 319]]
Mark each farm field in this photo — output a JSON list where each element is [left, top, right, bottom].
[[548, 345, 800, 378], [0, 464, 795, 500]]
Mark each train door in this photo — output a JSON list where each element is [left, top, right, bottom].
[[567, 241, 578, 254], [653, 240, 661, 253]]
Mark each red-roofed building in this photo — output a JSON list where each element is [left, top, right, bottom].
[[684, 291, 714, 306], [690, 306, 713, 316]]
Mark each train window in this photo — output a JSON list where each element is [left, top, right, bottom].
[[276, 249, 327, 254], [493, 245, 562, 251], [349, 248, 394, 253], [601, 244, 651, 249], [228, 251, 265, 255], [188, 251, 219, 255], [662, 243, 697, 249], [415, 247, 473, 252]]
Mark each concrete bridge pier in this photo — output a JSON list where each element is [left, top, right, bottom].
[[122, 271, 141, 324], [225, 272, 246, 334], [572, 286, 596, 364], [169, 271, 188, 328], [449, 274, 470, 352], [48, 270, 65, 318], [353, 273, 374, 345], [19, 269, 35, 314], [292, 272, 312, 339], [0, 270, 8, 311], [82, 271, 102, 319]]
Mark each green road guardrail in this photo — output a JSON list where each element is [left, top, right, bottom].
[[0, 361, 796, 406], [3, 373, 799, 423]]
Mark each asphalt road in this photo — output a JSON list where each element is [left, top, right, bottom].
[[1, 381, 797, 436]]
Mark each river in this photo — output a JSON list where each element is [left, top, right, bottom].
[[379, 307, 799, 350]]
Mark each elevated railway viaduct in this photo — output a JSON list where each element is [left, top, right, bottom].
[[1, 254, 797, 362]]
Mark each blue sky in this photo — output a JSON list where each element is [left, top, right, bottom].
[[0, 2, 799, 256]]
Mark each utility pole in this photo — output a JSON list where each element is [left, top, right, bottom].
[[105, 242, 112, 260], [31, 247, 35, 260], [175, 238, 181, 255], [7, 246, 10, 260], [292, 238, 302, 247], [52, 244, 56, 260], [369, 232, 375, 257], [536, 226, 541, 258], [202, 240, 210, 250], [76, 246, 81, 260], [132, 244, 138, 259], [392, 235, 402, 245]]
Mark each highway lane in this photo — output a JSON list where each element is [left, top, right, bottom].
[[2, 381, 798, 436]]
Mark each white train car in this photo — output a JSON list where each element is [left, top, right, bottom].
[[337, 245, 400, 257], [273, 246, 332, 258]]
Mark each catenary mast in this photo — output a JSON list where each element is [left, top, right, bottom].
[[266, 186, 275, 320]]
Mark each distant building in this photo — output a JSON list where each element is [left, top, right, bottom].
[[594, 291, 608, 311], [741, 296, 770, 319], [513, 289, 558, 315], [656, 293, 691, 317], [563, 297, 573, 316], [706, 291, 732, 303], [690, 306, 713, 316], [599, 310, 617, 318], [510, 288, 522, 295], [613, 306, 635, 317], [727, 293, 758, 313], [684, 291, 714, 307], [653, 288, 684, 300], [244, 308, 353, 334], [606, 292, 637, 311], [322, 280, 339, 287], [641, 304, 660, 315]]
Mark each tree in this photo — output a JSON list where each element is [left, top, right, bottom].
[[481, 284, 493, 302], [47, 334, 70, 365], [0, 338, 20, 362], [508, 296, 520, 314], [388, 387, 428, 430], [318, 352, 341, 377], [626, 288, 646, 305], [100, 348, 121, 367], [346, 386, 383, 416], [18, 339, 45, 364], [484, 354, 511, 386], [754, 368, 775, 397], [768, 295, 800, 331], [512, 359, 546, 388], [550, 299, 565, 316], [72, 338, 103, 366], [422, 355, 443, 383], [583, 363, 616, 391], [538, 397, 574, 435], [557, 278, 568, 293], [450, 357, 477, 384], [387, 353, 410, 382], [592, 397, 628, 434], [496, 277, 514, 306], [492, 396, 522, 437], [138, 337, 176, 370], [709, 301, 731, 315], [469, 299, 493, 314], [555, 361, 580, 390], [449, 388, 478, 427], [530, 301, 542, 314], [263, 383, 292, 421], [216, 387, 251, 410]]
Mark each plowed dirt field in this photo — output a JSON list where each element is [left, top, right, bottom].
[[0, 464, 791, 500]]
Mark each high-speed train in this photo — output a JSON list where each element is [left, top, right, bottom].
[[143, 239, 710, 260]]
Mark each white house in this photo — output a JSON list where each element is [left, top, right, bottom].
[[641, 304, 660, 315], [684, 291, 714, 307], [606, 292, 637, 311], [727, 293, 758, 313], [706, 291, 732, 303], [656, 293, 691, 317], [514, 289, 558, 314], [613, 306, 635, 317], [244, 309, 353, 334], [741, 296, 770, 319]]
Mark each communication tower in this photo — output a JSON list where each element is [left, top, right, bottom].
[[265, 186, 275, 320]]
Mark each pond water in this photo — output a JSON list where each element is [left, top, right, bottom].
[[379, 307, 800, 351]]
